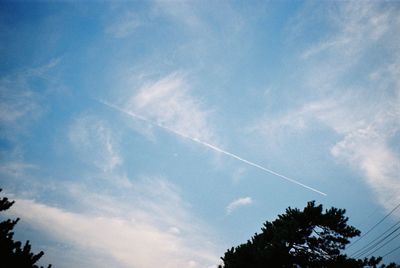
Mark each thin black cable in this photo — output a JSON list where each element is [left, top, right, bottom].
[[350, 219, 400, 257], [347, 202, 400, 249], [381, 244, 400, 258], [356, 206, 381, 231], [353, 225, 400, 258], [353, 226, 400, 258], [366, 231, 400, 257]]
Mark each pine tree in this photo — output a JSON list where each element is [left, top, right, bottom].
[[219, 201, 399, 268], [0, 189, 51, 268]]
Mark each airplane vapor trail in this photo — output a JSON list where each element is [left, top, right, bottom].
[[100, 100, 327, 196]]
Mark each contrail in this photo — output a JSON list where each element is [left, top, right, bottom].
[[100, 100, 327, 196]]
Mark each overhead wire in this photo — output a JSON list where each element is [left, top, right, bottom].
[[347, 202, 400, 249], [352, 222, 400, 258], [366, 231, 400, 258], [381, 244, 400, 258], [350, 219, 400, 257]]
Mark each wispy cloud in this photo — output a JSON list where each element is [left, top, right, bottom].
[[125, 72, 217, 144], [105, 11, 141, 38], [254, 2, 400, 210], [101, 100, 326, 196], [0, 162, 37, 178], [0, 59, 61, 137], [226, 197, 253, 215], [7, 176, 220, 268], [68, 113, 122, 172], [300, 2, 400, 210], [330, 111, 400, 211], [301, 2, 395, 60], [0, 76, 41, 125], [152, 0, 204, 31], [0, 85, 40, 124]]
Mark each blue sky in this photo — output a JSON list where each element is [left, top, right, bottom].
[[1, 1, 400, 267]]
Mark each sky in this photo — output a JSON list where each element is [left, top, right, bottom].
[[0, 1, 400, 267]]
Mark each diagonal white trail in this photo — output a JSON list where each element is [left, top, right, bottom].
[[100, 100, 327, 196]]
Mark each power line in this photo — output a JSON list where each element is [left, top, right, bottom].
[[381, 244, 400, 258], [353, 224, 400, 258], [350, 220, 400, 257], [347, 202, 400, 249], [366, 231, 400, 257]]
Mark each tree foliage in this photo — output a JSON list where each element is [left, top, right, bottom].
[[219, 201, 399, 268], [0, 189, 51, 268]]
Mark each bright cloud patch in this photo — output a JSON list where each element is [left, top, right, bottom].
[[2, 1, 400, 266], [105, 11, 141, 38], [0, 60, 59, 127], [68, 114, 122, 172], [226, 197, 253, 215], [254, 2, 400, 211], [125, 72, 216, 143], [7, 177, 220, 268], [331, 120, 400, 211], [303, 2, 400, 211]]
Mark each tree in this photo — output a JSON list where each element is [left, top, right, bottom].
[[219, 201, 399, 268], [0, 189, 51, 268]]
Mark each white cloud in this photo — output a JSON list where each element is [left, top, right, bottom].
[[253, 93, 400, 210], [152, 0, 250, 36], [105, 12, 141, 38], [300, 2, 400, 211], [301, 2, 395, 60], [68, 114, 122, 172], [330, 114, 400, 211], [125, 72, 217, 143], [226, 197, 253, 215], [152, 0, 204, 31], [253, 2, 400, 211], [0, 86, 40, 124], [7, 176, 220, 268], [0, 162, 37, 178], [0, 58, 61, 137], [0, 77, 41, 125]]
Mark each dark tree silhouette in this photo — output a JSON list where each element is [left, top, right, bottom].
[[0, 189, 51, 268], [219, 201, 399, 268]]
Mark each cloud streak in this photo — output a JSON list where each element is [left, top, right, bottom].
[[6, 176, 220, 268], [254, 1, 400, 210], [226, 197, 253, 215], [300, 2, 400, 210], [105, 12, 141, 38], [126, 73, 216, 143], [68, 114, 122, 172], [100, 100, 327, 196]]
